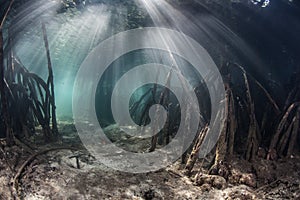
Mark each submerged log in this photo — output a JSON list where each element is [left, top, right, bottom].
[[42, 23, 59, 139], [214, 88, 229, 164], [184, 125, 208, 175], [287, 107, 300, 156], [230, 62, 280, 114], [268, 102, 300, 159], [227, 88, 237, 156], [149, 70, 172, 152], [0, 0, 14, 145], [236, 65, 260, 161]]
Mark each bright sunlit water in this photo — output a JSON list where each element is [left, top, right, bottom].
[[11, 1, 126, 117], [4, 0, 300, 119]]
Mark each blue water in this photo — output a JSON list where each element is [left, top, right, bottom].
[[3, 0, 300, 119]]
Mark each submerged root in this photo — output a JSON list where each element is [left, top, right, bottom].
[[268, 102, 300, 160], [12, 146, 80, 199]]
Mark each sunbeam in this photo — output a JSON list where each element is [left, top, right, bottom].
[[0, 1, 299, 198], [13, 3, 112, 116]]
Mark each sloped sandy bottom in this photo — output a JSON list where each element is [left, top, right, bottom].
[[13, 149, 259, 200], [0, 123, 299, 199], [1, 145, 299, 200]]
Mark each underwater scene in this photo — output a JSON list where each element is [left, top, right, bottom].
[[0, 0, 299, 199]]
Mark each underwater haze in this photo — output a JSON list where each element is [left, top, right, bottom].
[[2, 0, 300, 120]]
